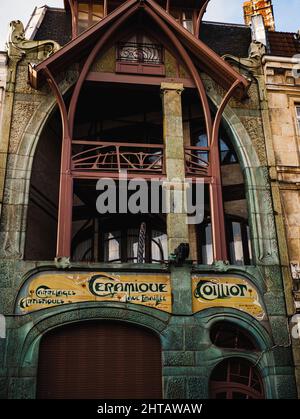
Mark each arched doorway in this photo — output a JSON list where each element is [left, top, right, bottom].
[[37, 321, 162, 399]]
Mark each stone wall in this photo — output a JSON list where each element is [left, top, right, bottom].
[[263, 57, 300, 395]]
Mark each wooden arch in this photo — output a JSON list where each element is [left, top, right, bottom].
[[28, 0, 250, 260]]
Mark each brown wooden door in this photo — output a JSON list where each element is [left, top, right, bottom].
[[37, 321, 162, 399]]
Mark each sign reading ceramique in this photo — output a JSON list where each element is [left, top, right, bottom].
[[16, 272, 172, 314]]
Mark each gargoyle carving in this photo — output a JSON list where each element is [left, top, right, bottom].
[[223, 41, 266, 74], [6, 20, 60, 60]]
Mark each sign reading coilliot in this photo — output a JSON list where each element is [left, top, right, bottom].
[[192, 275, 265, 320], [16, 272, 172, 314]]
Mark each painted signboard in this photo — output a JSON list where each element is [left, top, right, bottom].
[[16, 272, 172, 314], [192, 275, 265, 320]]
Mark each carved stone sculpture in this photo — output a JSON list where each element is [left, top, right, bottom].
[[6, 20, 60, 60], [223, 41, 266, 75]]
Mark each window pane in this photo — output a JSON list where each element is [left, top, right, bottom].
[[182, 11, 194, 33], [78, 3, 89, 33], [192, 133, 209, 164], [92, 3, 104, 21], [211, 321, 257, 350], [196, 133, 208, 147], [151, 230, 167, 262], [230, 222, 244, 265], [127, 228, 140, 262], [104, 232, 121, 262], [78, 3, 89, 16], [202, 224, 213, 264]]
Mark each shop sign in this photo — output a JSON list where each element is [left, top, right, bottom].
[[16, 272, 172, 314], [192, 275, 265, 320]]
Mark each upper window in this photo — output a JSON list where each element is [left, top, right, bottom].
[[170, 8, 194, 33], [198, 216, 252, 266], [77, 1, 104, 34], [72, 214, 167, 264], [296, 105, 300, 133], [210, 321, 258, 351]]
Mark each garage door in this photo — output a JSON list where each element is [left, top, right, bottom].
[[37, 321, 162, 399]]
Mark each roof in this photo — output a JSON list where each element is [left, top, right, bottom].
[[29, 0, 249, 97], [267, 31, 300, 57], [33, 7, 72, 46], [200, 22, 252, 57], [32, 4, 300, 60], [33, 7, 252, 58]]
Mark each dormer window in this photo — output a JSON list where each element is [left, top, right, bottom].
[[170, 8, 195, 33], [77, 1, 104, 34], [182, 11, 194, 33]]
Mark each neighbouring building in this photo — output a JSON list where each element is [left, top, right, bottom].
[[260, 16, 300, 396], [0, 0, 299, 399]]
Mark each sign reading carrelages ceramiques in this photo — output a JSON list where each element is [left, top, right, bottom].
[[16, 272, 172, 314], [192, 275, 265, 320]]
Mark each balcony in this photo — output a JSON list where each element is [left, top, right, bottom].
[[116, 42, 165, 76], [185, 146, 210, 177], [72, 140, 164, 177]]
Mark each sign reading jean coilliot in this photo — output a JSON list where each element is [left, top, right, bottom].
[[192, 275, 265, 320], [16, 272, 172, 314]]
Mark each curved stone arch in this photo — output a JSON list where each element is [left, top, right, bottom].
[[206, 85, 279, 266], [19, 302, 170, 369], [198, 307, 273, 351], [195, 308, 277, 398], [207, 353, 276, 399], [4, 75, 77, 258]]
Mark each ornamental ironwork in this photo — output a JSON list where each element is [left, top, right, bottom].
[[185, 146, 210, 177], [72, 140, 164, 174], [116, 42, 164, 64]]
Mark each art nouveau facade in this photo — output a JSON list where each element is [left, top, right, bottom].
[[0, 0, 298, 399]]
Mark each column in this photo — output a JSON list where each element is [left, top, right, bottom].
[[161, 82, 189, 256]]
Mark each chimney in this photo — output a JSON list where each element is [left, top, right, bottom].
[[243, 0, 275, 32], [251, 14, 267, 46]]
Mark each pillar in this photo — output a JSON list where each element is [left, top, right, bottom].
[[161, 82, 189, 256]]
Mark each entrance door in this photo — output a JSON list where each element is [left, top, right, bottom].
[[37, 321, 162, 399]]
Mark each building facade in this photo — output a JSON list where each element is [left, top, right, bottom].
[[262, 26, 300, 395], [0, 0, 298, 399]]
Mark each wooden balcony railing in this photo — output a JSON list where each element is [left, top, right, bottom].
[[72, 141, 164, 175], [185, 146, 210, 177]]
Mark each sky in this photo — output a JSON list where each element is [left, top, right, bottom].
[[0, 0, 299, 50]]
